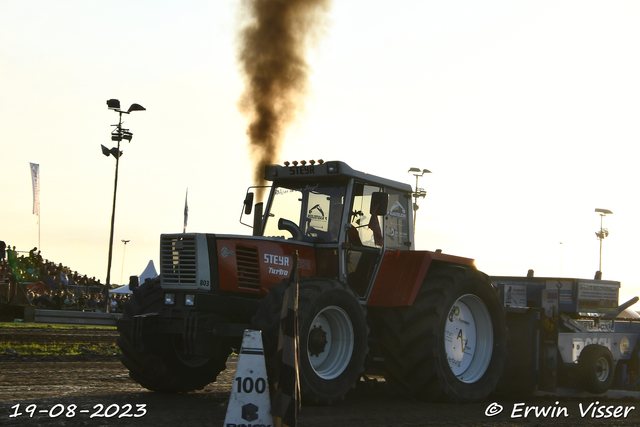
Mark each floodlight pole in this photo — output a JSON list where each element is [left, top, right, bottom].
[[120, 239, 130, 285], [408, 167, 431, 231], [104, 110, 124, 309], [598, 214, 604, 272], [594, 208, 612, 279], [103, 100, 145, 311]]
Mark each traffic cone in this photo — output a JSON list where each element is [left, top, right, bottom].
[[223, 330, 273, 426]]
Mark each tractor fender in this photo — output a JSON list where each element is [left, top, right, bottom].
[[366, 249, 476, 307]]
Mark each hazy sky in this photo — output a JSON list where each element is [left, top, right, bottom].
[[2, 1, 640, 302]]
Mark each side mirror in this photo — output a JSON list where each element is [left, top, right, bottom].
[[370, 192, 389, 215], [129, 275, 139, 291], [243, 192, 254, 215]]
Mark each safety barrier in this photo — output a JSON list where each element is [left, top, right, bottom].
[[34, 309, 121, 326]]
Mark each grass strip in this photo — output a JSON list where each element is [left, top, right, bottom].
[[1, 342, 121, 356], [0, 322, 116, 331]]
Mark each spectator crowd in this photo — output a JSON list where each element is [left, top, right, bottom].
[[27, 289, 129, 313], [0, 242, 129, 313]]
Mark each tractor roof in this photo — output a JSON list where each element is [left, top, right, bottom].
[[264, 160, 412, 193]]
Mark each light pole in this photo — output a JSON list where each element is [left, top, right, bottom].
[[559, 242, 563, 277], [594, 208, 613, 279], [102, 99, 145, 309], [408, 167, 431, 230], [120, 239, 130, 285]]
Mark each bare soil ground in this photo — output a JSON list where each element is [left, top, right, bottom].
[[1, 327, 639, 426]]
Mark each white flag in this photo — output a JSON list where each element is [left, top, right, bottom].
[[30, 163, 40, 216], [183, 188, 189, 233]]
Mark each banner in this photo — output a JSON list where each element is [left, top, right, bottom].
[[183, 188, 189, 233], [30, 163, 40, 216]]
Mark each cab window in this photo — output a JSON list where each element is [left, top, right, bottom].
[[263, 182, 346, 243], [348, 183, 383, 248], [384, 190, 411, 249]]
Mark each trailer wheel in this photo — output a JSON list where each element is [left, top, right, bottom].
[[369, 265, 507, 402], [578, 345, 614, 394], [252, 278, 368, 405], [116, 277, 231, 393]]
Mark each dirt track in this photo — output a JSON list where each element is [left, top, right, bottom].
[[1, 328, 640, 426]]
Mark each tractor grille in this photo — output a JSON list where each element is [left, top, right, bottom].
[[236, 246, 260, 290], [161, 235, 197, 288]]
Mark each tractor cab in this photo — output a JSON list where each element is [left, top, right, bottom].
[[241, 160, 414, 298]]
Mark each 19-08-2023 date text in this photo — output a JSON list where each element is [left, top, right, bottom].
[[9, 403, 147, 419]]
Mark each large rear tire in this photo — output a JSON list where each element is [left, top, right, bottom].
[[252, 278, 368, 405], [369, 265, 507, 402], [116, 277, 231, 393]]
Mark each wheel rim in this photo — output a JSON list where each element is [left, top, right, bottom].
[[307, 305, 354, 380], [444, 294, 493, 383], [596, 356, 611, 382]]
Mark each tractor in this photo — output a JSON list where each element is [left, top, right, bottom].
[[117, 160, 507, 403]]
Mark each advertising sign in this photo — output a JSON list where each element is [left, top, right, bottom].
[[577, 282, 619, 312]]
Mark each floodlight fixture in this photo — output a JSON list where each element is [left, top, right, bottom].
[[100, 144, 122, 158], [109, 147, 122, 158], [409, 167, 432, 177], [106, 99, 121, 110], [106, 99, 146, 115], [127, 103, 146, 113]]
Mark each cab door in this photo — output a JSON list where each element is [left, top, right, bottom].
[[345, 182, 384, 296]]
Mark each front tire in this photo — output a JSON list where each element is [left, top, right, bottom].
[[116, 277, 231, 393], [253, 278, 369, 404], [369, 265, 507, 402], [578, 344, 614, 394]]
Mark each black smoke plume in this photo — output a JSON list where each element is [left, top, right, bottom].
[[237, 0, 331, 200]]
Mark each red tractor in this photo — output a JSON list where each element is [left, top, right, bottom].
[[117, 160, 506, 403]]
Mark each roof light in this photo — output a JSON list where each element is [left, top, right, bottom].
[[283, 159, 324, 167]]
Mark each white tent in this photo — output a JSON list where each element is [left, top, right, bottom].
[[139, 260, 158, 285], [110, 260, 159, 294], [110, 284, 132, 294]]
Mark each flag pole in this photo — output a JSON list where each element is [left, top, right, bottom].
[[30, 163, 41, 251], [37, 167, 40, 250]]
